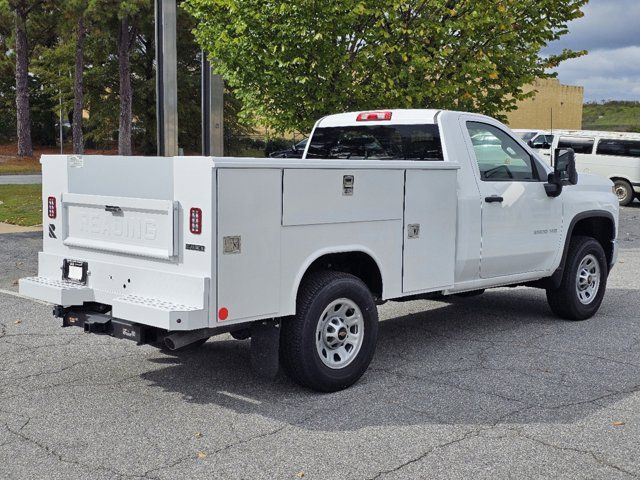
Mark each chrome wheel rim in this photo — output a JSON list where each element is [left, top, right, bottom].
[[576, 254, 601, 305], [315, 298, 364, 369], [615, 184, 628, 202]]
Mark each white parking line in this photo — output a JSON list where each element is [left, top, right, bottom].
[[217, 390, 262, 405]]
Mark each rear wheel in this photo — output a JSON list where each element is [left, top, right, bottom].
[[613, 179, 634, 206], [280, 271, 378, 392], [546, 236, 607, 320]]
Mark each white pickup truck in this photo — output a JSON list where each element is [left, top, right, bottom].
[[20, 109, 619, 392]]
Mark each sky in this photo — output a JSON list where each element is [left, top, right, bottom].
[[543, 0, 640, 102]]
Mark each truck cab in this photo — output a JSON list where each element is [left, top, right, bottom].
[[303, 110, 617, 287]]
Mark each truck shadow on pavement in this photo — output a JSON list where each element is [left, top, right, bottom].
[[140, 286, 640, 429]]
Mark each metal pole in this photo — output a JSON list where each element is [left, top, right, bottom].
[[211, 74, 224, 157], [201, 52, 211, 156], [59, 71, 63, 154], [201, 52, 224, 157], [155, 0, 178, 156]]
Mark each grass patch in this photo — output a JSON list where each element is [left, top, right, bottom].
[[0, 156, 41, 175], [583, 102, 640, 133], [0, 184, 42, 226]]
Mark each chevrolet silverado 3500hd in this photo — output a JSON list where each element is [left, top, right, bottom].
[[20, 109, 619, 392]]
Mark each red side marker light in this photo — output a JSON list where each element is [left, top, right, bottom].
[[190, 207, 202, 234], [47, 196, 57, 219], [356, 111, 392, 122], [218, 307, 229, 321]]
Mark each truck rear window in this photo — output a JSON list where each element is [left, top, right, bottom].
[[306, 124, 444, 161]]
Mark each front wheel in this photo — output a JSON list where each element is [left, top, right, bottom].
[[613, 179, 634, 206], [280, 271, 379, 392], [546, 236, 608, 321]]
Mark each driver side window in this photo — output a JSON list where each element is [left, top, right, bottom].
[[466, 122, 538, 181]]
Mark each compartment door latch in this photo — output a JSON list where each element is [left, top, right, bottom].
[[407, 224, 420, 239], [342, 175, 354, 196]]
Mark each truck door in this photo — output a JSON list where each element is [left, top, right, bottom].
[[461, 120, 562, 279]]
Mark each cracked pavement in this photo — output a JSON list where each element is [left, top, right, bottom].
[[1, 204, 640, 479]]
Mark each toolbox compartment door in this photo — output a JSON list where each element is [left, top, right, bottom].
[[61, 193, 178, 259], [216, 169, 282, 322], [282, 169, 404, 226], [402, 169, 457, 293]]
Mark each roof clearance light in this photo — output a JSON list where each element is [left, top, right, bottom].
[[356, 111, 392, 122], [189, 207, 202, 234], [47, 196, 57, 219]]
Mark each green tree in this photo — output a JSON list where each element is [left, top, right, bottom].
[[2, 0, 60, 152], [0, 0, 255, 155], [70, 0, 89, 153], [185, 0, 588, 133], [4, 0, 57, 156], [0, 3, 16, 144]]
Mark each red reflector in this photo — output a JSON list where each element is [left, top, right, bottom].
[[189, 207, 202, 234], [218, 307, 229, 321], [47, 196, 57, 219], [356, 111, 392, 122]]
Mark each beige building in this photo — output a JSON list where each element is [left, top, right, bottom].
[[505, 78, 583, 130]]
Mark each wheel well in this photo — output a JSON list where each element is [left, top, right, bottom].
[[610, 177, 632, 186], [301, 252, 383, 299], [571, 216, 615, 268]]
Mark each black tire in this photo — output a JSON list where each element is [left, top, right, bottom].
[[546, 236, 608, 321], [613, 179, 634, 206], [280, 271, 379, 392]]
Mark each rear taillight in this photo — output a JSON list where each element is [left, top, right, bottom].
[[47, 196, 57, 219], [189, 207, 202, 234], [356, 111, 392, 122]]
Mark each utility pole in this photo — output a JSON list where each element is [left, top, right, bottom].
[[201, 52, 224, 156], [155, 0, 178, 156]]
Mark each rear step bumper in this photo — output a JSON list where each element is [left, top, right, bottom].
[[19, 276, 94, 306], [19, 276, 208, 330]]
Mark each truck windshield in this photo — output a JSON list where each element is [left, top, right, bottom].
[[306, 124, 443, 161]]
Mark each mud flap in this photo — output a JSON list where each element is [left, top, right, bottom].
[[250, 321, 280, 379]]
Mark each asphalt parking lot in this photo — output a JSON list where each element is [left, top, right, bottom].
[[1, 205, 640, 479]]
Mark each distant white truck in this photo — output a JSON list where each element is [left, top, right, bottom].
[[20, 109, 619, 392]]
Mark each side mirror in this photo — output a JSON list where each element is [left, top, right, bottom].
[[554, 148, 578, 185], [528, 139, 551, 150], [545, 148, 577, 197]]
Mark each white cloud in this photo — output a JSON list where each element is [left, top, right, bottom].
[[551, 46, 640, 101], [545, 0, 640, 53], [544, 0, 640, 102]]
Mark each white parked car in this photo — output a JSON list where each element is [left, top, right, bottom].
[[20, 109, 619, 392], [513, 129, 555, 159], [549, 131, 640, 206]]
